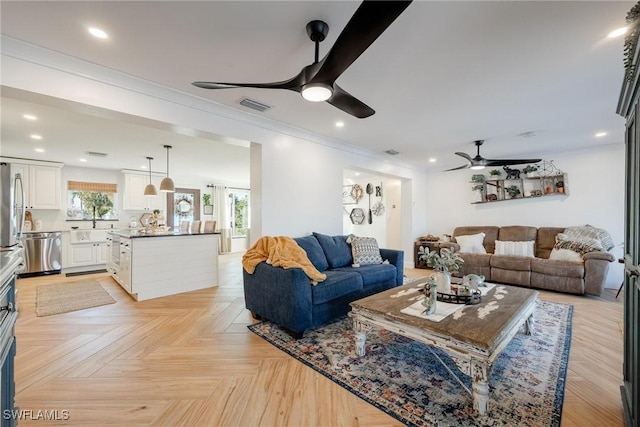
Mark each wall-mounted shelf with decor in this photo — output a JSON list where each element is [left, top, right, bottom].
[[470, 174, 568, 204]]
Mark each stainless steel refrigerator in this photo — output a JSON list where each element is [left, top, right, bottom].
[[0, 162, 25, 249]]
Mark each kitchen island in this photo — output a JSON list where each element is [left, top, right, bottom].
[[107, 230, 219, 301]]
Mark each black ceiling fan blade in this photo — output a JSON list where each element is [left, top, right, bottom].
[[454, 152, 473, 162], [326, 84, 375, 118], [484, 158, 542, 166], [192, 74, 302, 91], [444, 163, 472, 172], [312, 1, 412, 84]]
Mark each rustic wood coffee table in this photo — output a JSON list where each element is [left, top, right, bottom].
[[348, 278, 538, 415]]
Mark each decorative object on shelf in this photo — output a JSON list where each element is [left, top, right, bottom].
[[530, 190, 543, 197], [472, 184, 484, 202], [471, 174, 485, 182], [555, 180, 565, 194], [375, 183, 382, 197], [159, 145, 175, 193], [349, 208, 365, 224], [372, 201, 385, 216], [418, 247, 464, 294], [421, 276, 437, 315], [486, 194, 498, 201], [343, 184, 364, 204], [522, 164, 539, 178], [503, 165, 521, 180], [366, 183, 373, 224], [538, 160, 563, 177], [506, 185, 521, 199], [143, 157, 158, 196], [489, 169, 501, 178]]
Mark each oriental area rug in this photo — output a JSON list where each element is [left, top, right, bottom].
[[35, 280, 115, 317], [248, 300, 572, 427]]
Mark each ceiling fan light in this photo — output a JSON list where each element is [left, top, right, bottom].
[[160, 177, 175, 193], [470, 165, 485, 170], [301, 83, 332, 102], [144, 183, 158, 196]]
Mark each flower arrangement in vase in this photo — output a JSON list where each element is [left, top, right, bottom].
[[418, 247, 464, 293]]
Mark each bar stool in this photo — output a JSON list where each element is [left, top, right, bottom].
[[191, 220, 202, 233]]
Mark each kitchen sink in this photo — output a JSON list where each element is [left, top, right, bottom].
[[70, 230, 109, 244]]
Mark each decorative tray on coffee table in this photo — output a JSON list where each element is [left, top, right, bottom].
[[436, 284, 482, 305]]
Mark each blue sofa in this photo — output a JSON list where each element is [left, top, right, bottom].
[[243, 232, 404, 337]]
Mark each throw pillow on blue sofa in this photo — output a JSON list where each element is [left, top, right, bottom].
[[312, 232, 352, 268], [294, 236, 329, 271]]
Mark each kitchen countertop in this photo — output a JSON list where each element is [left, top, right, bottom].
[[109, 230, 221, 239], [0, 247, 24, 285]]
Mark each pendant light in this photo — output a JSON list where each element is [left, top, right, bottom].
[[160, 144, 175, 192], [144, 156, 158, 196]]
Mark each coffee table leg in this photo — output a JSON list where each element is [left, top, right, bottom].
[[352, 318, 369, 356], [471, 359, 490, 416], [525, 313, 535, 336]]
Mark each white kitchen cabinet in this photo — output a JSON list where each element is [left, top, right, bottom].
[[123, 172, 166, 212], [10, 163, 62, 209], [68, 242, 109, 267], [114, 237, 132, 293]]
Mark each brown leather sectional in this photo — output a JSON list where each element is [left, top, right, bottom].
[[440, 226, 615, 296]]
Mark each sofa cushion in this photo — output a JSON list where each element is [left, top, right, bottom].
[[531, 258, 584, 278], [347, 235, 383, 266], [458, 252, 492, 268], [294, 236, 329, 271], [494, 240, 535, 258], [498, 226, 538, 242], [549, 248, 583, 262], [490, 255, 532, 271], [311, 270, 363, 305], [455, 233, 487, 254], [537, 227, 565, 259], [453, 226, 499, 253], [334, 263, 397, 287], [312, 232, 352, 268]]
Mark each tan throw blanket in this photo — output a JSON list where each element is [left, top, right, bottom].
[[242, 236, 326, 284]]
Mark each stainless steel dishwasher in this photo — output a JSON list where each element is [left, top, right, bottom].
[[19, 232, 62, 277]]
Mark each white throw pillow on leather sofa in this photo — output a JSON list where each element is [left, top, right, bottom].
[[455, 233, 486, 254]]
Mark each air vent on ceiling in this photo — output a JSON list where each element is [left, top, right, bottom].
[[385, 149, 400, 155], [86, 151, 108, 157], [238, 97, 271, 112]]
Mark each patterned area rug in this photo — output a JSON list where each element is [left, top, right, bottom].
[[36, 280, 115, 317], [248, 300, 572, 427]]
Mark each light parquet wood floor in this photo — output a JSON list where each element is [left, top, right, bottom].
[[14, 254, 624, 426]]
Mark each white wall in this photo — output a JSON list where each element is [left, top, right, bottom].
[[425, 144, 626, 288]]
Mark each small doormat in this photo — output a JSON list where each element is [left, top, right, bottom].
[[36, 280, 116, 317]]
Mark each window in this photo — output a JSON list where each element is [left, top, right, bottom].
[[67, 181, 118, 220], [229, 189, 249, 237]]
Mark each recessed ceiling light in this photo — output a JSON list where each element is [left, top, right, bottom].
[[595, 132, 607, 137], [608, 27, 628, 38], [88, 27, 109, 39], [79, 158, 87, 162], [141, 165, 148, 169], [354, 172, 360, 176], [34, 148, 45, 153], [429, 158, 436, 163], [30, 134, 43, 140], [23, 114, 37, 121], [335, 121, 345, 128]]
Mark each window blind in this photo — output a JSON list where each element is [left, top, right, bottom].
[[67, 181, 117, 193]]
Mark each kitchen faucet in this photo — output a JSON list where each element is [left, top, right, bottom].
[[92, 206, 97, 229]]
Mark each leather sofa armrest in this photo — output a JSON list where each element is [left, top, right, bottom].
[[583, 251, 615, 262], [380, 249, 404, 285], [583, 251, 614, 296], [243, 262, 313, 334]]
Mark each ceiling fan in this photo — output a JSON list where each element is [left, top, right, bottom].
[[192, 1, 412, 118], [445, 140, 542, 171]]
